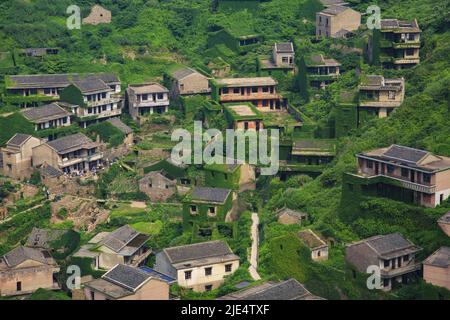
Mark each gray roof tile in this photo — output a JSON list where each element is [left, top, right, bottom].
[[191, 186, 231, 203], [3, 246, 53, 267], [72, 78, 111, 93], [6, 133, 32, 146], [102, 225, 144, 253], [21, 103, 70, 122], [8, 73, 120, 89], [423, 247, 450, 268], [107, 118, 133, 135], [102, 264, 151, 291], [164, 240, 233, 264], [46, 133, 94, 154], [383, 145, 429, 164]]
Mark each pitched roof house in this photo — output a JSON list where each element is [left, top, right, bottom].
[[217, 278, 324, 300], [84, 264, 169, 300], [21, 103, 72, 131], [155, 240, 240, 292], [316, 5, 361, 38], [423, 247, 450, 290], [167, 67, 211, 97], [1, 133, 42, 179], [32, 133, 104, 174], [276, 207, 308, 225], [298, 229, 329, 261], [0, 246, 60, 296], [345, 233, 422, 291], [354, 145, 450, 207]]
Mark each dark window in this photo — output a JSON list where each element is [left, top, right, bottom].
[[252, 87, 258, 93], [209, 207, 216, 215], [244, 122, 249, 130], [384, 260, 390, 268], [90, 291, 95, 300], [383, 279, 390, 287], [184, 270, 192, 280], [190, 205, 197, 213], [158, 93, 164, 99], [16, 281, 22, 291], [423, 174, 431, 184], [205, 267, 212, 276], [205, 285, 213, 292], [366, 160, 373, 169], [233, 88, 240, 94], [44, 88, 51, 94], [222, 88, 229, 94], [401, 168, 409, 177], [262, 86, 269, 93], [387, 165, 395, 173], [225, 264, 232, 273]]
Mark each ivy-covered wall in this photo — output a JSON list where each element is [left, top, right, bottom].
[[59, 84, 85, 107]]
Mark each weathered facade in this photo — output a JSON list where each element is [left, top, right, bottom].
[[352, 145, 450, 208], [154, 240, 239, 292], [298, 229, 329, 261], [127, 83, 170, 121], [346, 233, 421, 291], [167, 67, 211, 97], [21, 103, 71, 131], [1, 134, 42, 179], [224, 103, 264, 131], [212, 77, 286, 112], [368, 19, 421, 69], [423, 247, 450, 290], [84, 264, 169, 300], [139, 171, 177, 202], [32, 133, 104, 174], [358, 75, 405, 119], [304, 54, 341, 89], [0, 246, 60, 296], [316, 5, 361, 38]]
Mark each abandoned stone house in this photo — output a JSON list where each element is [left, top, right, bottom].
[[422, 247, 450, 291], [5, 73, 121, 108], [358, 75, 405, 119], [83, 264, 169, 300], [0, 246, 60, 296], [204, 161, 256, 192], [276, 207, 308, 225], [305, 54, 341, 89], [82, 5, 112, 25], [139, 171, 177, 202], [345, 233, 422, 291], [217, 278, 323, 300], [298, 229, 329, 261], [223, 103, 264, 132], [260, 42, 295, 73], [167, 67, 211, 98], [32, 133, 104, 174], [74, 225, 151, 270], [106, 117, 134, 146], [1, 133, 42, 179], [20, 47, 59, 58], [212, 77, 286, 112], [154, 240, 240, 292], [127, 83, 170, 121], [438, 211, 450, 237], [368, 19, 421, 69], [21, 103, 72, 131], [352, 144, 450, 208], [316, 5, 361, 39]]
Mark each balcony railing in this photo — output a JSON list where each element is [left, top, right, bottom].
[[80, 108, 122, 119], [135, 100, 170, 108], [59, 152, 103, 167], [85, 97, 121, 108], [359, 100, 403, 108], [348, 173, 436, 194], [380, 263, 421, 277]]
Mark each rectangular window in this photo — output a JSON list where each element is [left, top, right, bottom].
[[423, 174, 431, 184], [262, 86, 269, 93], [251, 87, 258, 93], [387, 164, 395, 173], [384, 260, 390, 268], [16, 281, 22, 291], [44, 88, 51, 94], [190, 205, 197, 214], [158, 93, 164, 100], [233, 88, 240, 94], [388, 91, 396, 100], [225, 264, 232, 273], [222, 88, 229, 94], [142, 94, 148, 101], [205, 267, 212, 276], [205, 285, 213, 292], [208, 207, 216, 216], [366, 160, 373, 169], [184, 270, 192, 280], [401, 168, 409, 177]]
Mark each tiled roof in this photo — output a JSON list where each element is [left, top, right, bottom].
[[321, 5, 349, 15], [2, 246, 53, 267], [40, 164, 63, 178], [423, 247, 450, 268], [191, 186, 231, 203], [7, 73, 120, 89], [215, 77, 277, 87], [277, 207, 308, 219], [128, 83, 169, 94], [164, 240, 234, 264], [308, 54, 340, 67], [366, 233, 416, 255], [46, 133, 94, 154], [107, 118, 133, 135], [140, 266, 177, 284], [102, 225, 145, 253], [298, 229, 327, 249], [275, 42, 294, 53], [383, 145, 428, 164], [171, 67, 199, 80], [21, 103, 70, 123], [102, 264, 151, 292], [26, 228, 67, 249], [380, 19, 420, 31], [218, 279, 323, 300], [359, 145, 450, 172], [72, 78, 111, 93], [6, 133, 32, 147]]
